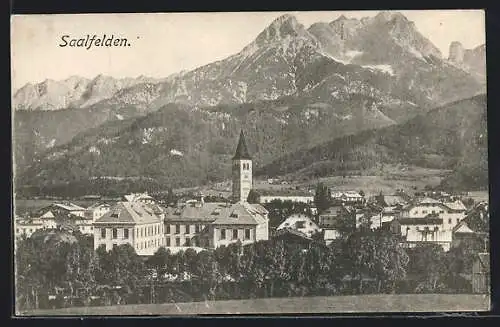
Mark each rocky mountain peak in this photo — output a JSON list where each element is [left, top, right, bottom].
[[255, 14, 311, 46], [374, 11, 407, 23]]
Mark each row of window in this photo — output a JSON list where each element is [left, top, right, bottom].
[[99, 225, 162, 240], [16, 228, 37, 234], [413, 209, 446, 215], [165, 236, 208, 247], [101, 227, 130, 239], [219, 228, 252, 241], [136, 225, 162, 238], [165, 224, 205, 235], [404, 218, 461, 231], [136, 238, 163, 250]]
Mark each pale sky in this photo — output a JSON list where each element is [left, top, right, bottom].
[[11, 10, 485, 90]]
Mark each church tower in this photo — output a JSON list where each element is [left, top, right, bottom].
[[232, 130, 253, 203]]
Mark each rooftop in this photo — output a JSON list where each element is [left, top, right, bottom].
[[52, 202, 86, 211], [257, 189, 314, 197], [95, 202, 162, 224], [164, 202, 267, 226], [232, 130, 252, 160]]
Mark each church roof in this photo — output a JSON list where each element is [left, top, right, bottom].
[[232, 130, 252, 160]]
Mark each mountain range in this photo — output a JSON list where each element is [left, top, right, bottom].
[[12, 12, 488, 196]]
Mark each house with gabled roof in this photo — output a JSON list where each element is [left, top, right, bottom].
[[34, 202, 87, 219], [391, 196, 469, 251], [93, 201, 165, 255], [276, 213, 321, 239], [330, 190, 365, 205], [84, 202, 112, 221], [123, 193, 156, 204]]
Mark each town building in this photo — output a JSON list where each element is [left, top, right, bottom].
[[318, 205, 355, 243], [391, 197, 468, 251], [163, 130, 269, 251], [164, 200, 268, 249], [15, 219, 44, 238], [273, 228, 318, 248], [355, 205, 384, 229], [276, 213, 321, 239], [14, 205, 81, 238], [375, 194, 408, 207], [124, 193, 156, 205], [258, 188, 314, 205], [451, 202, 489, 250], [330, 191, 365, 205], [71, 215, 95, 234], [93, 201, 164, 255], [34, 202, 87, 219], [35, 210, 58, 229], [84, 202, 112, 221]]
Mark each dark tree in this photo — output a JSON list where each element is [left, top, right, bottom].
[[247, 189, 260, 204], [314, 182, 331, 214]]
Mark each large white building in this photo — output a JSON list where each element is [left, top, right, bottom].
[[93, 201, 165, 255], [391, 197, 468, 251]]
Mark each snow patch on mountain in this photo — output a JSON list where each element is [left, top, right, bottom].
[[361, 64, 395, 76], [170, 149, 184, 157], [345, 50, 363, 59]]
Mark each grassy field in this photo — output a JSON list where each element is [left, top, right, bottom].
[[20, 294, 490, 316], [191, 165, 449, 199], [468, 191, 489, 203]]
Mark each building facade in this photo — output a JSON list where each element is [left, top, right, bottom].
[[164, 200, 268, 250], [276, 213, 321, 239], [330, 191, 365, 205], [392, 197, 468, 251], [93, 201, 164, 255], [259, 194, 314, 204]]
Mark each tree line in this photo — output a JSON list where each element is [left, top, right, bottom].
[[15, 227, 480, 312]]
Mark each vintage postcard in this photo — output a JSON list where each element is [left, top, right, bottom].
[[11, 10, 489, 315]]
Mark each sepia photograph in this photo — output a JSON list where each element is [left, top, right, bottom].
[[10, 10, 489, 315]]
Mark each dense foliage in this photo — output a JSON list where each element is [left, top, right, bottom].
[[15, 226, 484, 312]]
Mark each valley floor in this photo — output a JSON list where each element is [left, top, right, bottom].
[[204, 165, 451, 198], [20, 294, 490, 316]]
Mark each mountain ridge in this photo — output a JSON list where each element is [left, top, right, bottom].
[[13, 12, 485, 112], [15, 94, 487, 197], [13, 12, 487, 196]]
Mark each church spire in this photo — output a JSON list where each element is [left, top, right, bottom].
[[233, 129, 252, 160]]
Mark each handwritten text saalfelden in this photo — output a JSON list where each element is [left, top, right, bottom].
[[59, 35, 135, 50]]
